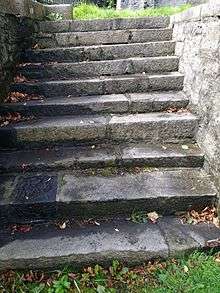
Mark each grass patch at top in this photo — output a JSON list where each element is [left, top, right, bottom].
[[72, 3, 191, 20]]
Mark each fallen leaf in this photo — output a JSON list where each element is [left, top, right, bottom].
[[181, 145, 189, 150], [206, 238, 220, 248], [0, 112, 34, 127], [14, 74, 28, 83], [147, 211, 159, 223], [183, 265, 189, 273], [59, 222, 67, 229]]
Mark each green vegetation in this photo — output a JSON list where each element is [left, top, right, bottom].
[[72, 3, 191, 20], [1, 252, 220, 292]]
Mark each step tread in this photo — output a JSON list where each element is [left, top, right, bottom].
[[38, 27, 172, 36], [23, 41, 176, 63], [0, 112, 197, 130], [0, 142, 204, 172], [37, 16, 170, 33], [1, 91, 187, 109], [12, 72, 184, 85], [0, 168, 217, 223], [28, 40, 175, 53], [18, 56, 179, 68], [35, 29, 173, 49], [0, 216, 219, 270]]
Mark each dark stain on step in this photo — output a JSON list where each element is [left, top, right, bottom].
[[12, 174, 57, 204]]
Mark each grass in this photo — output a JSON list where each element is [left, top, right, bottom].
[[72, 3, 191, 20], [1, 251, 220, 292]]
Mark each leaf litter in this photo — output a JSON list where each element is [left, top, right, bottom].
[[0, 112, 34, 127]]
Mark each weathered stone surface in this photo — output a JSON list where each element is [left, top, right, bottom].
[[37, 17, 170, 33], [120, 142, 203, 167], [0, 214, 219, 270], [157, 216, 220, 257], [0, 142, 203, 173], [0, 94, 129, 116], [171, 2, 220, 191], [23, 41, 175, 63], [0, 169, 217, 224], [0, 112, 197, 148], [0, 218, 169, 270], [11, 73, 184, 97], [18, 56, 179, 79], [35, 28, 173, 48], [0, 12, 35, 100], [0, 91, 188, 117], [0, 115, 107, 148], [129, 91, 188, 112], [108, 112, 197, 143]]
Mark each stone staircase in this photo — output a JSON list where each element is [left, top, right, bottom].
[[0, 17, 219, 270]]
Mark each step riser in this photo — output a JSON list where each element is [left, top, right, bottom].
[[18, 57, 179, 79], [0, 115, 198, 148], [36, 29, 173, 48], [0, 156, 204, 173], [23, 41, 175, 63], [2, 196, 215, 225], [11, 75, 184, 97], [0, 170, 216, 225], [1, 94, 188, 117], [37, 17, 170, 33]]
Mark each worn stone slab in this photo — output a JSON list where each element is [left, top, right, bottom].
[[0, 112, 197, 148], [0, 95, 130, 116], [0, 169, 217, 224], [129, 91, 188, 112], [23, 41, 176, 63], [0, 216, 219, 270], [0, 218, 169, 270], [36, 28, 173, 48], [11, 73, 184, 97], [157, 216, 220, 257], [119, 142, 204, 167], [37, 17, 170, 33], [0, 143, 203, 173], [0, 91, 187, 116], [0, 91, 188, 117], [108, 112, 198, 143], [18, 56, 179, 79], [0, 115, 107, 148]]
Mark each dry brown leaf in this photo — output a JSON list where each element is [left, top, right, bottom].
[[14, 74, 28, 83], [5, 92, 44, 103], [181, 206, 219, 227], [0, 112, 34, 127]]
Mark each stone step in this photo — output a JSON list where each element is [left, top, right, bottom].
[[18, 56, 179, 80], [0, 143, 204, 173], [36, 17, 170, 33], [0, 112, 198, 148], [23, 41, 175, 63], [11, 73, 184, 97], [0, 169, 217, 225], [0, 215, 219, 270], [36, 28, 173, 48], [1, 92, 188, 116]]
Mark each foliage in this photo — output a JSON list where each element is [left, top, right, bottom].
[[72, 3, 191, 20], [45, 12, 64, 21], [0, 252, 220, 292]]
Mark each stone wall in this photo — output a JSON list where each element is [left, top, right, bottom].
[[0, 1, 37, 100], [171, 0, 220, 191]]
